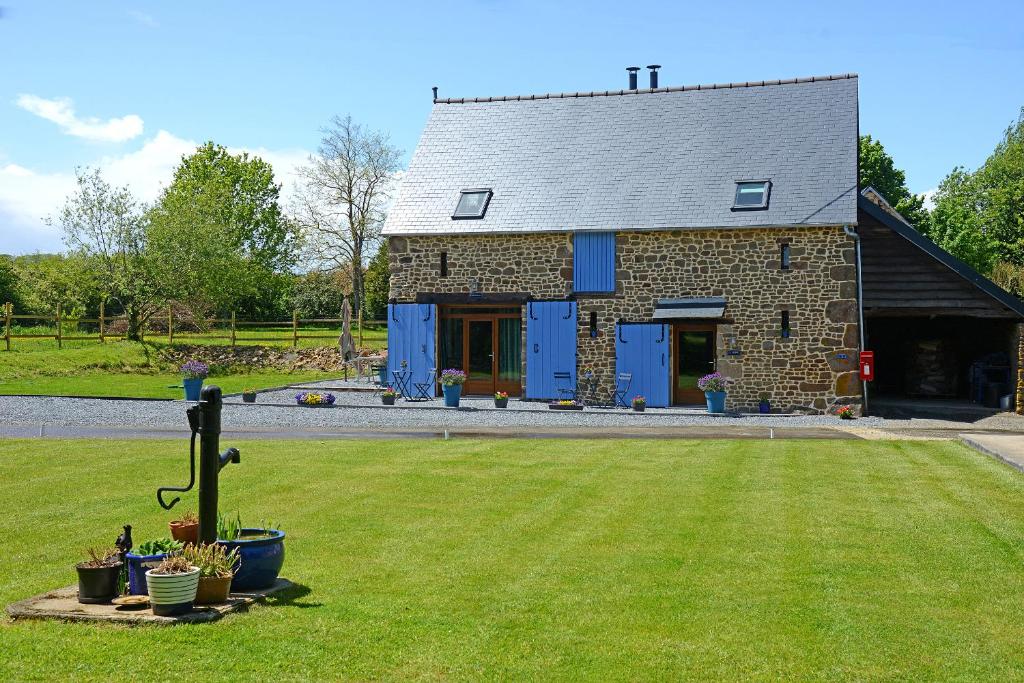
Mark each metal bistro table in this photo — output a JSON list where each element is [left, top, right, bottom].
[[391, 370, 413, 400], [579, 373, 607, 407]]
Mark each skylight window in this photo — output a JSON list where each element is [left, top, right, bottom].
[[452, 189, 492, 219], [732, 180, 771, 210]]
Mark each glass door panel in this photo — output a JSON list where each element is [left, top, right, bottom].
[[497, 318, 521, 387], [439, 318, 464, 372], [465, 320, 494, 393], [676, 329, 715, 404]]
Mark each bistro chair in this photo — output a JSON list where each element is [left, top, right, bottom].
[[553, 371, 577, 402], [412, 368, 437, 401], [609, 372, 632, 408]]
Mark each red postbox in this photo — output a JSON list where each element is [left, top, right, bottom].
[[859, 350, 875, 382]]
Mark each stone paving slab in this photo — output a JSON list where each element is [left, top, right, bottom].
[[961, 434, 1024, 472], [6, 578, 294, 625]]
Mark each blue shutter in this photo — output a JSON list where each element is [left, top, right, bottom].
[[387, 303, 436, 388], [573, 232, 616, 293], [615, 323, 669, 407], [525, 301, 577, 399]]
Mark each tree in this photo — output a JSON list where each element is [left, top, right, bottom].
[[0, 254, 23, 311], [293, 115, 402, 314], [148, 142, 299, 314], [929, 108, 1024, 277], [48, 168, 156, 339], [289, 270, 350, 319], [362, 241, 389, 320], [858, 135, 930, 231]]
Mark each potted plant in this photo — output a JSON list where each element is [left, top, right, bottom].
[[76, 547, 123, 604], [758, 392, 771, 414], [440, 369, 466, 407], [697, 372, 733, 414], [548, 399, 583, 411], [216, 513, 286, 591], [835, 405, 856, 420], [494, 391, 509, 408], [183, 543, 240, 605], [169, 510, 199, 545], [126, 538, 183, 595], [632, 395, 646, 412], [145, 554, 200, 616], [181, 360, 209, 401], [295, 391, 336, 406], [381, 386, 399, 405], [241, 387, 258, 403]]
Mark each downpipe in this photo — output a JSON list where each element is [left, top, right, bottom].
[[842, 224, 868, 415]]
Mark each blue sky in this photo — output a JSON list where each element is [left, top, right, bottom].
[[1, 0, 1022, 254]]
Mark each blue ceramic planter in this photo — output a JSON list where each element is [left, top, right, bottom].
[[705, 391, 727, 414], [442, 384, 462, 407], [759, 401, 771, 414], [218, 528, 285, 591], [125, 552, 168, 595], [183, 377, 204, 401]]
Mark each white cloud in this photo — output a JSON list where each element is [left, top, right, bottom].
[[922, 188, 938, 211], [0, 131, 313, 254], [128, 10, 158, 27], [16, 94, 144, 142]]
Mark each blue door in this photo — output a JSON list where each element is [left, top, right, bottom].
[[525, 301, 577, 400], [387, 303, 436, 390], [615, 323, 670, 407]]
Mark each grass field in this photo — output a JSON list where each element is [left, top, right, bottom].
[[0, 326, 381, 396], [3, 438, 1024, 680]]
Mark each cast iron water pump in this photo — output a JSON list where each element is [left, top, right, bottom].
[[157, 385, 240, 544]]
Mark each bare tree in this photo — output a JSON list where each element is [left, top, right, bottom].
[[293, 115, 402, 313]]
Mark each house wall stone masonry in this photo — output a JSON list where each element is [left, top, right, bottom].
[[389, 226, 861, 413]]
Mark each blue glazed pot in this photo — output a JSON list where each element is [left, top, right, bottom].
[[759, 401, 771, 414], [705, 391, 727, 414], [218, 529, 285, 591], [125, 552, 168, 595], [442, 384, 462, 407], [183, 377, 204, 401]]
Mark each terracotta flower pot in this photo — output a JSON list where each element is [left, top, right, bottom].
[[169, 520, 199, 546], [195, 575, 233, 605]]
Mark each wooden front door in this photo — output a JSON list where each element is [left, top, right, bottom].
[[674, 323, 717, 404], [439, 306, 522, 396]]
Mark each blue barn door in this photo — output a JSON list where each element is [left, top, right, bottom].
[[387, 303, 436, 389], [525, 301, 577, 400], [615, 322, 669, 407]]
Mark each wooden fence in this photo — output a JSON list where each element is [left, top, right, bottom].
[[2, 302, 384, 350]]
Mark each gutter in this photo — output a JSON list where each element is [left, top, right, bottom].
[[842, 224, 868, 414]]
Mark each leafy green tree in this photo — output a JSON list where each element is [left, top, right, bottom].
[[48, 168, 156, 339], [290, 270, 350, 319], [362, 241, 389, 320], [148, 142, 299, 314], [859, 135, 929, 230], [13, 253, 101, 319], [0, 254, 24, 311], [929, 108, 1024, 275]]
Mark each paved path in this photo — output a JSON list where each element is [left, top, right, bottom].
[[961, 433, 1024, 471]]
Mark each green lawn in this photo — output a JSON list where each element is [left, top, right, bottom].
[[3, 438, 1024, 680], [0, 337, 347, 397]]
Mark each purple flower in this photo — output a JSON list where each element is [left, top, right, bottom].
[[180, 360, 209, 379], [439, 368, 467, 386], [696, 372, 733, 393]]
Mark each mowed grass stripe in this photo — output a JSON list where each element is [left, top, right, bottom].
[[3, 439, 1024, 680]]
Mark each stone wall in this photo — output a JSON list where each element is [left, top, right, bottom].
[[1017, 323, 1024, 415], [389, 227, 860, 413]]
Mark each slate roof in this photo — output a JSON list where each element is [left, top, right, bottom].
[[383, 74, 859, 236]]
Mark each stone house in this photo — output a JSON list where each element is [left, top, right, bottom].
[[383, 69, 1024, 413]]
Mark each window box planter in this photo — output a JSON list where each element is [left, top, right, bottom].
[[548, 402, 583, 411]]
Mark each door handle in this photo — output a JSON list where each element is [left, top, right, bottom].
[[533, 343, 539, 353], [662, 353, 665, 367]]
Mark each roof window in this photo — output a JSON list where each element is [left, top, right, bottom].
[[732, 180, 771, 210], [452, 189, 492, 219]]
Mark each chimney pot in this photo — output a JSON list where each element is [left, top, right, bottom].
[[626, 66, 640, 90], [432, 86, 438, 101], [647, 65, 661, 89]]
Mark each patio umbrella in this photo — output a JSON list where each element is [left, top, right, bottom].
[[338, 297, 357, 362]]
